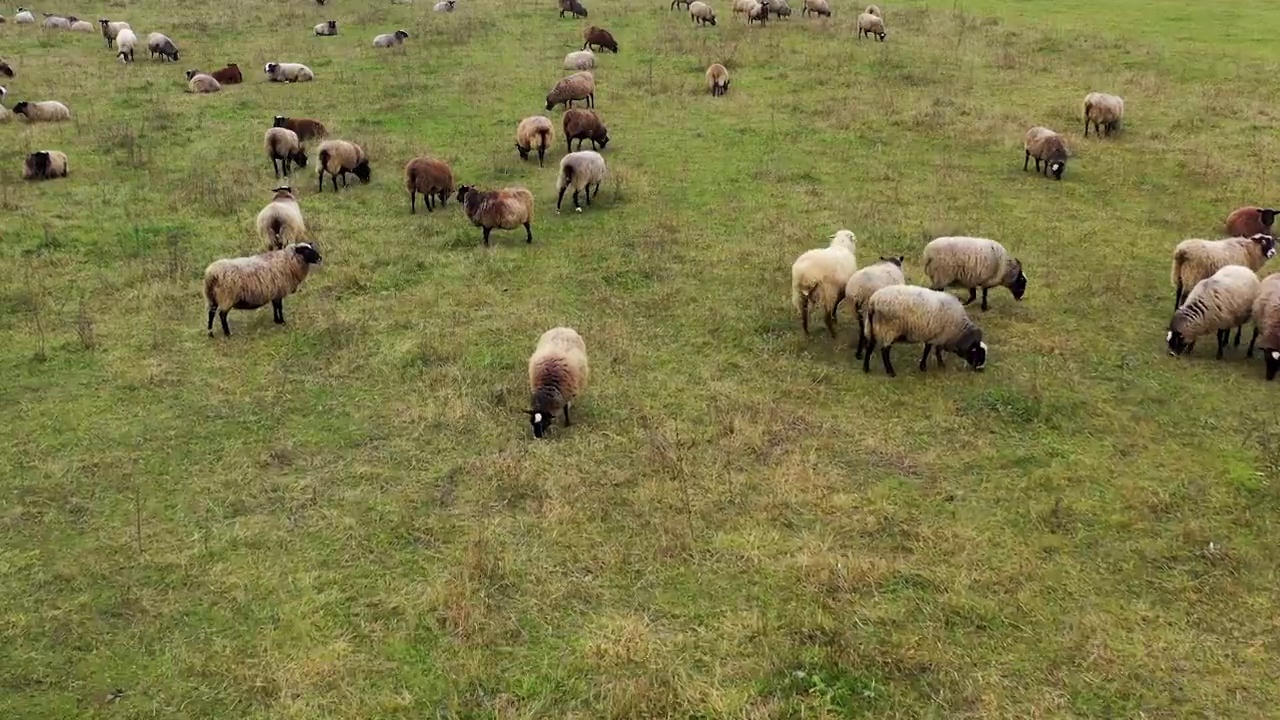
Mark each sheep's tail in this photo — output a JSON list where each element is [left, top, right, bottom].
[[558, 162, 575, 191], [203, 273, 219, 306], [792, 279, 819, 313], [318, 148, 332, 172], [536, 127, 551, 148], [864, 307, 876, 345], [269, 218, 284, 248]]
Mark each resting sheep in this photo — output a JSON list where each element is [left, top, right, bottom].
[[1167, 265, 1260, 359], [255, 186, 307, 250], [116, 29, 138, 62], [862, 285, 988, 376], [147, 33, 180, 62], [274, 116, 328, 142], [264, 127, 308, 177], [1024, 126, 1068, 180], [689, 1, 717, 25], [583, 25, 617, 52], [22, 150, 68, 181], [563, 49, 595, 70], [1225, 206, 1278, 238], [203, 243, 323, 337], [923, 236, 1027, 311], [791, 230, 858, 338], [12, 100, 71, 122], [456, 185, 535, 246], [210, 64, 243, 84], [316, 139, 370, 192], [185, 71, 221, 93], [314, 20, 338, 36], [526, 327, 590, 439], [434, 1, 457, 10], [562, 108, 609, 152], [844, 256, 905, 359], [516, 115, 555, 167], [556, 150, 607, 213], [559, 0, 588, 18], [706, 63, 729, 95], [373, 30, 410, 48], [1171, 233, 1277, 309], [1247, 274, 1280, 380], [857, 11, 885, 39], [42, 14, 70, 30], [1083, 92, 1124, 137], [264, 62, 314, 82], [68, 17, 94, 32], [545, 71, 595, 110], [16, 8, 35, 23], [404, 156, 455, 213], [100, 19, 130, 48], [801, 0, 831, 17]]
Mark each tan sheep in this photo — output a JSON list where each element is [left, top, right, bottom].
[[404, 156, 455, 213], [316, 140, 370, 192], [204, 243, 323, 337], [556, 150, 607, 213], [1248, 273, 1280, 379], [186, 71, 221, 93], [706, 63, 729, 96], [1171, 234, 1277, 309], [22, 150, 68, 180], [12, 100, 70, 122], [516, 115, 555, 167], [791, 230, 857, 338], [545, 71, 595, 111], [689, 1, 717, 25], [1167, 265, 1260, 359], [1023, 126, 1068, 180], [456, 185, 535, 246], [922, 236, 1027, 310], [526, 327, 590, 438], [857, 11, 885, 39], [844, 256, 905, 359], [801, 0, 831, 17], [862, 285, 988, 376], [1083, 92, 1124, 137], [255, 186, 307, 250], [264, 127, 308, 177]]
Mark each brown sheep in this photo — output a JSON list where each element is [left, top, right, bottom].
[[211, 63, 243, 84], [455, 185, 535, 246], [516, 115, 555, 167], [706, 63, 730, 96], [562, 108, 609, 152], [559, 0, 588, 18], [1225, 206, 1278, 238], [582, 25, 618, 53], [273, 115, 328, 142], [404, 156, 455, 213], [1023, 126, 1068, 180]]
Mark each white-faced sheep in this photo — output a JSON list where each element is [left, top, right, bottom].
[[583, 25, 617, 52], [844, 256, 905, 359], [255, 186, 307, 250], [203, 243, 323, 337], [527, 327, 590, 439], [1082, 92, 1124, 137], [923, 236, 1027, 311], [186, 70, 221, 93], [372, 30, 410, 47], [689, 1, 717, 25], [791, 230, 858, 338], [22, 150, 68, 181], [100, 18, 130, 47], [12, 100, 71, 122], [15, 8, 35, 23], [746, 0, 771, 24], [1225, 206, 1277, 238], [1167, 265, 1260, 359], [42, 14, 70, 30], [147, 33, 180, 61], [115, 28, 139, 62], [1171, 233, 1277, 309], [563, 49, 596, 71], [455, 185, 535, 246], [1247, 274, 1280, 380], [274, 116, 328, 142], [562, 108, 609, 152], [556, 150, 607, 213], [68, 17, 93, 32], [801, 0, 831, 17], [862, 285, 988, 377], [545, 71, 595, 110], [264, 62, 314, 82], [559, 0, 588, 18], [516, 115, 555, 167], [264, 127, 308, 177], [434, 1, 456, 11], [404, 156, 455, 213], [706, 63, 729, 95], [857, 11, 885, 39], [316, 140, 370, 192], [314, 20, 338, 36], [1024, 126, 1068, 180]]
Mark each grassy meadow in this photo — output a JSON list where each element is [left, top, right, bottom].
[[3, 0, 1280, 716]]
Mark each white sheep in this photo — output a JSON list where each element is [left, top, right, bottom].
[[862, 284, 988, 377], [203, 243, 323, 337], [314, 20, 338, 36], [115, 28, 139, 62], [689, 1, 717, 25], [527, 327, 590, 438], [1167, 265, 1260, 359], [791, 230, 857, 338], [1248, 273, 1280, 380], [264, 62, 314, 82], [1083, 92, 1124, 137], [1171, 234, 1276, 309], [100, 19, 131, 48], [15, 8, 35, 23], [844, 256, 905, 359], [372, 30, 410, 48], [433, 0, 457, 11], [556, 150, 607, 213], [922, 236, 1027, 311]]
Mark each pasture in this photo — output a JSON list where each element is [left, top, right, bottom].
[[2, 0, 1279, 717]]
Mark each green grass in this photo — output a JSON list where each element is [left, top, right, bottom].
[[2, 0, 1279, 717]]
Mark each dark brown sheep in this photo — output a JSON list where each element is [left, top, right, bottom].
[[211, 63, 243, 84], [563, 108, 609, 152], [456, 185, 535, 246], [273, 116, 329, 142], [582, 25, 617, 53], [404, 156, 455, 213], [1225, 206, 1278, 238]]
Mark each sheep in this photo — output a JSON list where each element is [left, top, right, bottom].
[[42, 14, 70, 30], [556, 150, 607, 213], [1082, 92, 1124, 137], [274, 116, 328, 142], [791, 230, 858, 338], [545, 71, 595, 110], [562, 108, 609, 153], [771, 0, 792, 18], [12, 100, 71, 122], [563, 49, 595, 71], [0, 87, 9, 122], [1023, 126, 1068, 180], [746, 0, 770, 25], [372, 30, 410, 48], [559, 0, 588, 18], [147, 33, 180, 62], [516, 115, 555, 167], [455, 185, 535, 246], [689, 1, 717, 25], [255, 186, 308, 250], [186, 71, 221, 94], [1167, 265, 1260, 359], [404, 156, 455, 214], [844, 256, 905, 359], [316, 140, 370, 192], [68, 17, 94, 32], [1247, 274, 1280, 380], [864, 3, 881, 15], [115, 28, 138, 62], [732, 0, 754, 16], [433, 0, 456, 10], [264, 127, 308, 177], [526, 327, 590, 439], [314, 20, 338, 36], [0, 61, 13, 78], [1171, 233, 1277, 309], [862, 285, 988, 377], [582, 25, 617, 52], [857, 11, 885, 39], [209, 63, 242, 84], [922, 236, 1027, 311], [203, 243, 323, 338], [99, 19, 130, 47], [801, 0, 831, 17], [22, 150, 68, 181], [264, 62, 314, 82], [16, 8, 35, 23], [1225, 206, 1278, 238], [706, 63, 729, 96], [671, 0, 691, 9]]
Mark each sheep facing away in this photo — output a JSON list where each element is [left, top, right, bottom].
[[527, 327, 590, 439], [689, 1, 717, 25], [404, 156, 455, 213], [516, 115, 555, 167], [706, 63, 729, 96], [274, 116, 328, 142], [185, 71, 221, 93], [564, 49, 595, 70], [559, 0, 588, 18], [1171, 233, 1277, 309], [1225, 206, 1278, 238], [314, 20, 338, 36], [255, 186, 307, 250], [316, 140, 370, 192], [545, 71, 595, 110], [373, 30, 410, 47], [264, 62, 314, 82], [844, 256, 905, 359], [556, 150, 607, 213], [15, 8, 35, 23], [1083, 92, 1124, 137], [455, 185, 535, 246], [583, 25, 617, 52], [562, 108, 609, 152], [23, 150, 68, 180], [116, 29, 138, 62], [100, 19, 130, 48], [1247, 273, 1280, 380], [791, 230, 858, 338], [203, 243, 323, 337], [862, 284, 988, 377], [1024, 126, 1068, 180], [147, 33, 180, 62], [12, 100, 71, 122], [1167, 265, 1260, 359], [923, 236, 1027, 310], [264, 127, 308, 177], [857, 11, 885, 39]]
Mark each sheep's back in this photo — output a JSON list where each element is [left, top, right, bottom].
[[529, 328, 589, 400], [846, 263, 905, 311], [1253, 275, 1280, 352], [923, 236, 1007, 288], [866, 285, 966, 345], [517, 116, 554, 146]]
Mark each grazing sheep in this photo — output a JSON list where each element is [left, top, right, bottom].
[[316, 140, 370, 192], [68, 17, 93, 32], [264, 127, 308, 178], [16, 8, 35, 23], [864, 3, 881, 15], [1082, 92, 1124, 137], [526, 327, 590, 439], [274, 115, 327, 142], [562, 108, 609, 153], [671, 0, 691, 9], [22, 150, 68, 180], [556, 150, 607, 213], [844, 256, 905, 359], [255, 186, 307, 250], [434, 0, 456, 10], [455, 185, 535, 246], [1247, 274, 1280, 379], [372, 30, 410, 47], [559, 0, 588, 18], [689, 1, 717, 25], [791, 230, 858, 338], [706, 63, 729, 96], [147, 33, 180, 61], [115, 28, 138, 62], [209, 63, 243, 84], [857, 11, 885, 39], [801, 0, 831, 17], [1171, 233, 1277, 309], [314, 20, 338, 36], [746, 0, 770, 24], [203, 243, 323, 338], [563, 49, 595, 71], [1167, 265, 1260, 359], [99, 19, 130, 47], [583, 25, 617, 52], [0, 87, 9, 122], [732, 0, 754, 16], [42, 14, 71, 30], [264, 62, 314, 82], [862, 285, 988, 376], [185, 71, 221, 93], [516, 115, 555, 167], [0, 61, 13, 78], [1023, 126, 1068, 180], [404, 156, 455, 213], [1225, 206, 1278, 238], [545, 71, 595, 110], [771, 0, 792, 18], [12, 100, 70, 122], [923, 236, 1027, 311]]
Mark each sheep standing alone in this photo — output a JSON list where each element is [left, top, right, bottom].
[[372, 30, 410, 48], [455, 185, 535, 246], [274, 116, 328, 142], [562, 108, 609, 152], [255, 186, 307, 250], [1082, 92, 1124, 137], [689, 1, 717, 25], [706, 63, 729, 96], [556, 150, 607, 213], [316, 140, 370, 192], [115, 28, 138, 62], [563, 50, 595, 71], [862, 285, 988, 377], [264, 62, 314, 82], [801, 0, 831, 17], [923, 236, 1027, 311], [264, 127, 308, 177], [1167, 265, 1260, 359], [203, 243, 323, 337], [16, 8, 35, 23], [1225, 206, 1278, 238], [404, 156, 455, 213], [100, 19, 130, 48], [1247, 274, 1280, 379], [434, 0, 457, 10], [545, 71, 595, 110], [515, 115, 555, 167], [746, 0, 771, 24], [559, 0, 588, 18], [1171, 233, 1277, 309], [314, 20, 338, 36], [1023, 126, 1068, 180], [583, 25, 617, 52], [147, 33, 180, 62], [526, 327, 590, 439], [791, 230, 858, 338], [857, 11, 885, 39], [844, 256, 905, 359], [22, 150, 68, 181], [12, 100, 71, 122], [211, 63, 243, 84], [186, 71, 221, 93]]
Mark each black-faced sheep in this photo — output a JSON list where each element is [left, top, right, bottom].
[[274, 116, 328, 142], [706, 63, 729, 95], [862, 285, 988, 377], [546, 71, 595, 110], [316, 140, 370, 192], [264, 127, 308, 177], [1248, 274, 1280, 380], [844, 256, 905, 359], [434, 1, 457, 11], [516, 115, 555, 167], [314, 20, 338, 36], [147, 33, 180, 62], [857, 11, 885, 39], [583, 25, 617, 52], [1023, 126, 1068, 180], [255, 186, 307, 250], [12, 100, 71, 122], [1225, 206, 1278, 238], [1171, 233, 1277, 309], [373, 30, 410, 47], [559, 0, 588, 18], [527, 327, 590, 439], [456, 185, 535, 246], [100, 19, 130, 48], [923, 236, 1027, 311], [562, 108, 609, 153], [689, 1, 717, 25], [264, 62, 314, 82], [556, 150, 607, 213], [1167, 265, 1260, 359], [15, 8, 35, 23], [203, 243, 323, 337], [404, 156, 455, 213], [22, 150, 68, 180], [791, 230, 857, 338], [1083, 92, 1124, 137]]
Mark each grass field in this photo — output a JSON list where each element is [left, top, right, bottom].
[[3, 0, 1279, 717]]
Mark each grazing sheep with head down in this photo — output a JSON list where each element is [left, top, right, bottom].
[[115, 28, 138, 62], [23, 150, 68, 180], [434, 0, 456, 10], [562, 108, 609, 153], [147, 33, 180, 61], [583, 25, 617, 52], [264, 62, 314, 82], [771, 0, 792, 18], [516, 115, 555, 167], [316, 140, 370, 192], [1171, 233, 1276, 309], [264, 127, 308, 178], [1167, 265, 1260, 359], [203, 243, 323, 338], [1023, 126, 1068, 180], [1247, 274, 1280, 380], [314, 20, 338, 36], [844, 256, 905, 358], [862, 285, 988, 376], [274, 116, 327, 142], [923, 236, 1026, 311], [689, 1, 717, 25], [373, 30, 410, 47], [791, 230, 857, 338], [1083, 92, 1124, 137], [255, 186, 307, 250], [559, 0, 588, 18], [16, 8, 35, 23], [706, 63, 729, 95], [527, 327, 590, 439], [546, 71, 595, 110], [563, 49, 595, 70], [1225, 206, 1278, 238], [185, 70, 221, 93], [12, 100, 70, 122], [857, 11, 885, 39], [456, 185, 535, 246], [801, 0, 831, 17], [100, 19, 130, 47], [556, 150, 607, 213], [404, 156, 455, 213]]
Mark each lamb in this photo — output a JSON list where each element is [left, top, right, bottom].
[[583, 25, 617, 52], [404, 156, 455, 213], [15, 8, 34, 23], [526, 327, 590, 439], [316, 139, 370, 192], [746, 0, 770, 25], [147, 33, 180, 61], [922, 236, 1027, 311], [857, 11, 885, 39], [862, 285, 988, 377], [1247, 274, 1280, 380], [433, 0, 456, 10], [844, 256, 905, 359], [545, 71, 595, 110], [68, 17, 93, 32], [115, 28, 138, 62], [1167, 265, 1260, 359], [273, 116, 327, 142], [100, 19, 130, 47], [22, 150, 68, 180], [706, 63, 729, 95], [1225, 206, 1278, 238], [689, 1, 717, 25], [255, 186, 307, 250], [801, 0, 831, 17], [791, 230, 858, 338], [562, 108, 609, 152], [185, 71, 221, 93], [210, 63, 243, 84], [264, 62, 314, 82], [314, 20, 338, 36], [556, 150, 607, 213], [515, 115, 555, 167], [563, 49, 595, 71], [12, 100, 71, 122], [864, 3, 881, 15], [0, 61, 12, 78], [559, 0, 588, 18], [42, 14, 70, 30], [372, 30, 410, 48], [1171, 233, 1277, 309], [1082, 92, 1124, 137], [455, 185, 535, 246], [264, 127, 308, 177], [203, 243, 323, 338], [1023, 126, 1068, 180]]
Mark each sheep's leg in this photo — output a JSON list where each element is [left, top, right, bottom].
[[1216, 329, 1229, 359], [862, 337, 875, 373], [800, 296, 810, 335], [823, 308, 836, 339], [273, 299, 285, 324], [573, 189, 582, 210], [563, 404, 572, 426], [482, 227, 492, 247], [880, 346, 896, 377], [524, 222, 533, 243], [332, 174, 340, 191], [1233, 325, 1242, 347], [963, 288, 977, 305], [219, 311, 231, 337], [588, 93, 594, 108], [207, 306, 217, 337], [317, 169, 325, 193], [1174, 285, 1183, 310], [1023, 151, 1030, 171], [935, 347, 945, 368], [537, 147, 546, 167], [438, 190, 448, 206], [426, 192, 435, 212], [1083, 120, 1090, 137], [1248, 327, 1259, 357], [919, 344, 932, 372], [594, 181, 602, 199], [410, 191, 416, 214], [981, 287, 989, 311], [557, 186, 568, 211], [854, 311, 865, 358]]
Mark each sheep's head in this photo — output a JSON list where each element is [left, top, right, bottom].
[[12, 101, 28, 116], [965, 341, 988, 371], [292, 150, 309, 169], [395, 30, 410, 40], [1261, 208, 1279, 227], [456, 184, 475, 203], [352, 160, 371, 184], [264, 62, 278, 75], [1166, 327, 1191, 356], [273, 115, 288, 127], [516, 143, 530, 160], [0, 86, 6, 101], [526, 388, 565, 438], [0, 63, 12, 79], [293, 242, 322, 265], [1049, 159, 1065, 180], [1250, 233, 1277, 259], [1007, 260, 1027, 300], [99, 18, 108, 26], [525, 409, 554, 439], [271, 185, 295, 200], [67, 15, 78, 22], [879, 255, 904, 267], [328, 20, 337, 29], [705, 15, 716, 24], [1266, 349, 1280, 381], [545, 97, 556, 111], [185, 69, 199, 80], [597, 132, 610, 149], [829, 229, 856, 252], [26, 151, 50, 176]]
